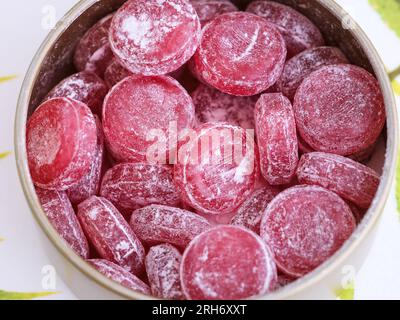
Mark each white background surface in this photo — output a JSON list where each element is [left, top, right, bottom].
[[0, 0, 399, 299]]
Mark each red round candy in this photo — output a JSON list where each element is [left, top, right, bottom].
[[297, 152, 380, 209], [174, 123, 258, 215], [181, 225, 277, 300], [294, 64, 386, 156], [78, 196, 145, 275], [190, 0, 238, 26], [260, 185, 356, 277], [103, 75, 195, 163], [66, 116, 104, 205], [36, 188, 89, 259], [231, 185, 281, 234], [85, 44, 115, 78], [145, 244, 184, 300], [276, 47, 348, 101], [27, 98, 97, 190], [246, 1, 324, 58], [100, 163, 180, 213], [193, 12, 286, 96], [255, 93, 299, 185], [88, 259, 150, 295], [130, 205, 211, 248], [109, 0, 201, 76], [191, 84, 256, 129], [104, 61, 134, 88]]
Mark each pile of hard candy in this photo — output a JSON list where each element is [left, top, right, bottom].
[[26, 0, 385, 300]]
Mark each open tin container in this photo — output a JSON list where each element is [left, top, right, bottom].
[[15, 0, 399, 299]]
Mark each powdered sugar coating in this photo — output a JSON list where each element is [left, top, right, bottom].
[[36, 188, 89, 259], [100, 163, 180, 213], [247, 1, 324, 58], [255, 93, 299, 185], [88, 259, 150, 295], [145, 244, 184, 299], [130, 205, 211, 247], [109, 0, 201, 76], [193, 12, 287, 96], [66, 116, 104, 205], [78, 196, 145, 275], [297, 152, 381, 209], [190, 0, 238, 26], [191, 84, 256, 129], [104, 60, 135, 88], [294, 64, 386, 156], [84, 44, 115, 78], [231, 185, 281, 233], [260, 185, 356, 277], [174, 123, 258, 215], [181, 225, 277, 300], [102, 75, 195, 163], [277, 47, 348, 101], [27, 98, 97, 190]]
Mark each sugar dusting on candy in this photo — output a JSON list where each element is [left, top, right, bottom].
[[84, 44, 115, 78], [109, 0, 201, 75], [297, 152, 381, 209], [294, 64, 386, 156], [36, 188, 89, 259], [190, 0, 238, 26], [193, 12, 287, 96], [104, 60, 135, 88], [180, 225, 277, 300], [260, 185, 356, 277], [100, 163, 180, 213], [247, 1, 324, 58], [88, 259, 150, 295], [78, 196, 145, 275], [255, 93, 299, 185], [130, 204, 211, 247], [145, 244, 184, 300], [27, 98, 97, 190]]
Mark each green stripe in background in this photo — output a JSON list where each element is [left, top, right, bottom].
[[369, 0, 400, 38], [0, 75, 17, 84], [0, 290, 58, 300]]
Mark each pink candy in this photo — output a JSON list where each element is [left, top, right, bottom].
[[104, 61, 133, 88], [190, 0, 238, 26], [181, 225, 277, 300]]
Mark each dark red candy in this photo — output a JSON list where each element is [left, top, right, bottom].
[[36, 188, 89, 258], [145, 244, 184, 300], [78, 196, 145, 275], [294, 64, 386, 156], [260, 185, 356, 277], [181, 225, 277, 300], [297, 152, 380, 209], [109, 0, 201, 76], [104, 60, 134, 88], [255, 93, 298, 185], [130, 205, 211, 247], [276, 47, 348, 101], [231, 186, 281, 234], [88, 259, 150, 295], [85, 44, 115, 78], [100, 163, 180, 213], [102, 75, 195, 163], [27, 98, 97, 190], [247, 1, 324, 58], [193, 12, 286, 96], [190, 0, 238, 26]]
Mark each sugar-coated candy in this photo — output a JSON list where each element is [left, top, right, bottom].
[[130, 205, 211, 247], [247, 1, 324, 58], [277, 47, 348, 101], [145, 244, 184, 300], [109, 0, 201, 76], [36, 188, 89, 258], [181, 225, 277, 300], [231, 186, 281, 233], [190, 0, 238, 26], [103, 75, 195, 163], [174, 123, 258, 215], [260, 185, 356, 277], [104, 61, 134, 88], [78, 196, 145, 275], [191, 84, 256, 129], [88, 259, 150, 295], [193, 12, 286, 96], [297, 152, 380, 209], [100, 163, 180, 213], [255, 93, 298, 185], [27, 98, 97, 190], [294, 64, 386, 156]]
